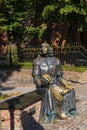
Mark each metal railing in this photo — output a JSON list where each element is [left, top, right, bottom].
[[19, 45, 87, 66], [53, 46, 87, 66]]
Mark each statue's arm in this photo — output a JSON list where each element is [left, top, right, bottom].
[[58, 76, 74, 90], [32, 62, 42, 87], [32, 62, 49, 87], [56, 60, 74, 90]]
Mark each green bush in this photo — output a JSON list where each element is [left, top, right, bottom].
[[7, 44, 19, 66]]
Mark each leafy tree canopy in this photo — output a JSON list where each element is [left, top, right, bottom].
[[42, 0, 87, 31], [0, 0, 87, 44], [0, 0, 35, 42]]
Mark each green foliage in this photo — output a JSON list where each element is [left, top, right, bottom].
[[42, 5, 57, 19], [38, 23, 47, 41], [42, 0, 87, 31], [24, 26, 40, 38], [7, 44, 19, 66], [0, 0, 34, 41], [59, 5, 76, 15], [0, 0, 87, 46], [59, 4, 86, 16], [0, 94, 8, 100]]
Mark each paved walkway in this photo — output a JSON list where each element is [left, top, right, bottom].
[[0, 82, 87, 130], [0, 69, 87, 130]]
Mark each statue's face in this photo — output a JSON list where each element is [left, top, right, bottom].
[[41, 44, 48, 54]]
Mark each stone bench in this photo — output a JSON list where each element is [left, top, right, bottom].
[[0, 90, 42, 130]]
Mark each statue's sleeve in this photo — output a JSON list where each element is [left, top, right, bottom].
[[56, 59, 68, 85], [56, 59, 63, 77], [32, 60, 42, 87]]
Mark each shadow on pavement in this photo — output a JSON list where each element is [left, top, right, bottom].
[[0, 66, 21, 88], [0, 87, 15, 91], [21, 111, 44, 130]]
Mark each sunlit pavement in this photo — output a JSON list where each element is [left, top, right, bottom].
[[0, 70, 87, 130]]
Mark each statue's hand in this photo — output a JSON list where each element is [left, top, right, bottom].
[[41, 74, 51, 86], [66, 83, 74, 91]]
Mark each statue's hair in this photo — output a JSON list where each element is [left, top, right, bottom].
[[39, 42, 54, 57]]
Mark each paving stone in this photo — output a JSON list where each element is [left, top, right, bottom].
[[0, 69, 87, 130], [0, 69, 81, 87], [79, 70, 87, 83]]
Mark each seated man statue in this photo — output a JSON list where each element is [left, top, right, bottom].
[[32, 42, 77, 123]]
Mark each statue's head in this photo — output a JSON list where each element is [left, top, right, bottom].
[[40, 42, 53, 56], [41, 42, 50, 54]]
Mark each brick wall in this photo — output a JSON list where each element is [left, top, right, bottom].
[[0, 101, 41, 130]]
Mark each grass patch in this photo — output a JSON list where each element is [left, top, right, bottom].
[[0, 62, 32, 69], [18, 62, 32, 69], [62, 65, 87, 72], [0, 62, 86, 72], [19, 62, 87, 72]]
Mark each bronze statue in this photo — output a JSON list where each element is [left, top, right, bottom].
[[32, 42, 77, 123]]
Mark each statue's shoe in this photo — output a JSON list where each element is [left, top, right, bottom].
[[61, 112, 67, 120], [69, 110, 78, 116]]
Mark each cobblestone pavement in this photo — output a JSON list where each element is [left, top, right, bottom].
[[0, 69, 81, 88], [0, 69, 87, 130]]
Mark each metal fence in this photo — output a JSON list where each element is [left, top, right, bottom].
[[19, 45, 87, 66]]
